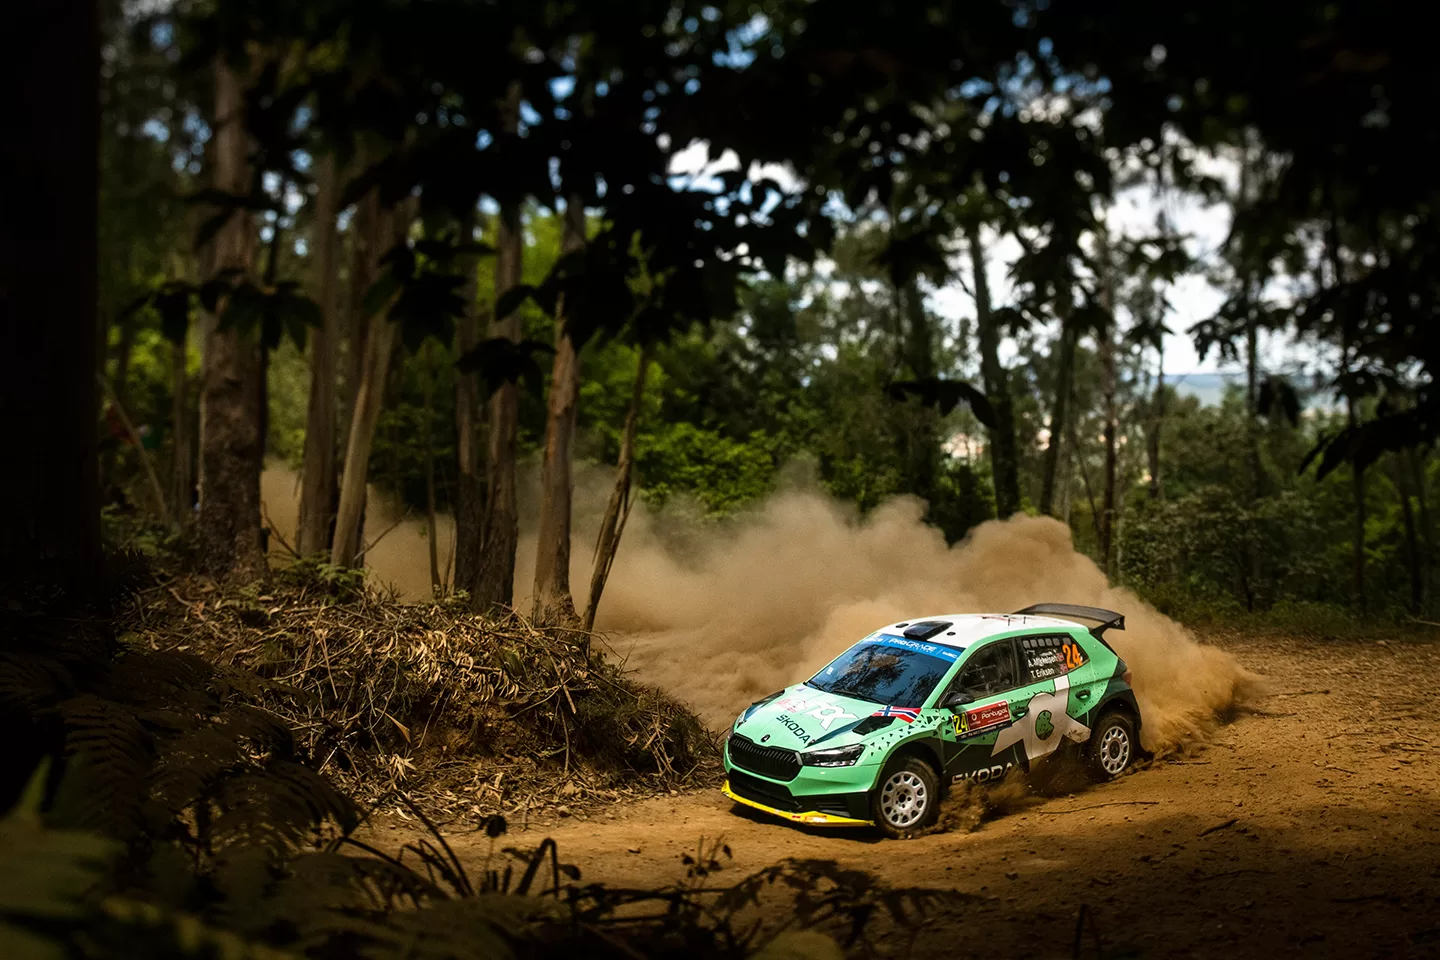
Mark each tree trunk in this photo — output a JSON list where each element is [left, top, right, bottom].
[[470, 84, 524, 614], [1039, 317, 1076, 516], [1407, 447, 1435, 614], [331, 315, 397, 568], [900, 279, 939, 507], [1347, 395, 1367, 615], [1097, 226, 1118, 576], [584, 343, 651, 635], [453, 211, 484, 594], [170, 338, 192, 523], [1068, 418, 1104, 552], [335, 188, 393, 561], [1392, 453, 1422, 614], [343, 170, 378, 448], [532, 199, 586, 627], [256, 205, 288, 559], [1147, 341, 1165, 499], [197, 58, 266, 581], [966, 223, 1020, 517], [423, 344, 441, 594], [1245, 309, 1265, 501], [330, 200, 409, 568], [0, 0, 101, 590], [296, 152, 342, 556], [1060, 434, 1074, 527]]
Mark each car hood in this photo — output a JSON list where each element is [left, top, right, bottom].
[[731, 683, 892, 753]]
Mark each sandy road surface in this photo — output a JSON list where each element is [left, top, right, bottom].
[[384, 632, 1440, 958]]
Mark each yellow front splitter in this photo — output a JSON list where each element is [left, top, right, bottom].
[[722, 780, 873, 827]]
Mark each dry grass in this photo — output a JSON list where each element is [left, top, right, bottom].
[[115, 560, 720, 825]]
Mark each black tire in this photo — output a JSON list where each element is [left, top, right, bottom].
[[869, 755, 940, 838], [1085, 709, 1137, 782]]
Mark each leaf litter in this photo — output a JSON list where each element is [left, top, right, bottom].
[[117, 564, 719, 825]]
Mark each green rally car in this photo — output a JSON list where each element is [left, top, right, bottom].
[[722, 603, 1141, 837]]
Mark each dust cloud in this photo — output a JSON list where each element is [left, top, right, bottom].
[[260, 465, 456, 601], [260, 463, 1258, 754]]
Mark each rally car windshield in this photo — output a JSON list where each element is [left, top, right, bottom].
[[805, 637, 958, 706]]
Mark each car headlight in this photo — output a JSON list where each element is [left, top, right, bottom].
[[800, 743, 866, 767]]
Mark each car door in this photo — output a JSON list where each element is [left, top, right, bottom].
[[937, 638, 1032, 785], [1007, 631, 1099, 760]]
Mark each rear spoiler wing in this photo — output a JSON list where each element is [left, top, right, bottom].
[[1012, 603, 1125, 644]]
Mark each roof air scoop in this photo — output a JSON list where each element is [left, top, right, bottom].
[[902, 621, 952, 641]]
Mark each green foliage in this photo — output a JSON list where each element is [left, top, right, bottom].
[[91, 0, 1440, 629], [1113, 388, 1431, 620], [637, 423, 780, 516], [272, 555, 369, 604], [265, 340, 311, 468]]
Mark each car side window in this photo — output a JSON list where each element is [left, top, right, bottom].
[[951, 640, 1020, 698], [1018, 633, 1089, 683]]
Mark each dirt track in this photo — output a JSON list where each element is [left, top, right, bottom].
[[395, 631, 1440, 958]]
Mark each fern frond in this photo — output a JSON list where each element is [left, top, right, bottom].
[[151, 725, 249, 814], [105, 650, 216, 712], [221, 704, 299, 759], [0, 653, 76, 712], [208, 762, 359, 855], [50, 695, 154, 837]]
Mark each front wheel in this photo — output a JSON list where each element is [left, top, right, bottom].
[[869, 755, 939, 838], [1085, 710, 1137, 781]]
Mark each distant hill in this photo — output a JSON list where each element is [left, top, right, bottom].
[[1164, 371, 1337, 411], [1164, 372, 1237, 406]]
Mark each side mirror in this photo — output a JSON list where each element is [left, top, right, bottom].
[[941, 690, 974, 710]]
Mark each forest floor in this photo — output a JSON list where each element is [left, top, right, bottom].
[[368, 631, 1440, 958]]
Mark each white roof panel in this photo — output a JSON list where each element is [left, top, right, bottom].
[[870, 613, 1080, 650]]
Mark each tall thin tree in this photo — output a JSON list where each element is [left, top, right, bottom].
[[1096, 222, 1119, 576], [532, 199, 586, 626], [296, 152, 342, 556], [330, 199, 407, 568], [584, 343, 651, 635], [1039, 312, 1077, 517], [453, 211, 484, 594], [471, 84, 525, 614], [966, 221, 1020, 517], [197, 58, 266, 580], [422, 343, 441, 594]]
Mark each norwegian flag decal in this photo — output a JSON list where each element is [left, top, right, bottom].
[[871, 706, 922, 723]]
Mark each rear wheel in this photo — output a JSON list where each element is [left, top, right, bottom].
[[1085, 710, 1136, 781], [869, 755, 939, 838]]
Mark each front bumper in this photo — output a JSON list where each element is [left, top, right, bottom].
[[721, 735, 882, 827], [722, 779, 873, 827]]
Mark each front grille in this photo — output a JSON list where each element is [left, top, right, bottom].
[[728, 769, 800, 811], [728, 734, 801, 782]]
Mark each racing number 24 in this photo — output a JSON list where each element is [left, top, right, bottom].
[[1061, 642, 1084, 670]]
